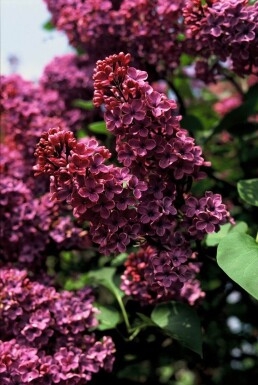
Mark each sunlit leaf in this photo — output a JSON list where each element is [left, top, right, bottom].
[[94, 304, 121, 330], [217, 233, 258, 299], [72, 99, 94, 110], [88, 121, 110, 135], [87, 267, 124, 298], [206, 221, 248, 246]]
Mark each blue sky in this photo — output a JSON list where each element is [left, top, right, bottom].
[[1, 0, 71, 80]]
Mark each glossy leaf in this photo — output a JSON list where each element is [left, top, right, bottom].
[[217, 233, 258, 299], [151, 302, 202, 356], [206, 221, 248, 247], [87, 267, 124, 299], [237, 179, 258, 207], [95, 304, 121, 330]]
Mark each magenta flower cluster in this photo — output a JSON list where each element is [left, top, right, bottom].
[[44, 0, 258, 77], [184, 0, 258, 76], [35, 53, 231, 303], [0, 173, 90, 269], [0, 60, 95, 270], [0, 267, 115, 385], [0, 60, 116, 384], [43, 0, 187, 74], [121, 247, 205, 306]]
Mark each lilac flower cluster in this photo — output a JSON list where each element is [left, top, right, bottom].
[[34, 126, 139, 255], [44, 0, 257, 78], [0, 170, 90, 269], [183, 0, 258, 76], [0, 71, 92, 270], [44, 0, 186, 74], [0, 267, 115, 384], [0, 56, 96, 148], [0, 74, 67, 190], [35, 53, 231, 304], [121, 247, 205, 306]]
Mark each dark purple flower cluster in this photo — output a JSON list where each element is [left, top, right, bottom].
[[0, 74, 68, 189], [0, 267, 115, 384], [34, 126, 140, 255], [44, 0, 257, 78], [0, 72, 92, 270], [0, 171, 90, 269], [35, 53, 231, 303], [44, 0, 186, 75], [121, 247, 205, 306], [183, 0, 258, 76]]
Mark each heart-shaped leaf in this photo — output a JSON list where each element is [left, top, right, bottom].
[[206, 221, 248, 247], [217, 233, 258, 299]]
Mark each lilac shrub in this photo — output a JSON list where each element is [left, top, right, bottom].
[[35, 53, 231, 304], [44, 0, 258, 78], [0, 267, 115, 385]]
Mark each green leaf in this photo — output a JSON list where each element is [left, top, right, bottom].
[[87, 267, 124, 298], [151, 302, 202, 356], [111, 253, 128, 267], [87, 267, 131, 330], [136, 313, 156, 327], [217, 233, 258, 299], [237, 179, 258, 207], [77, 129, 88, 139], [88, 121, 110, 135], [72, 99, 94, 110], [95, 304, 121, 330], [206, 221, 248, 247], [43, 20, 55, 31], [64, 273, 90, 291]]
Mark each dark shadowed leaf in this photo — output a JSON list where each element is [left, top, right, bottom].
[[151, 302, 202, 356], [181, 115, 204, 132]]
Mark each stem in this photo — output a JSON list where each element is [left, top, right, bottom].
[[114, 292, 131, 333]]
